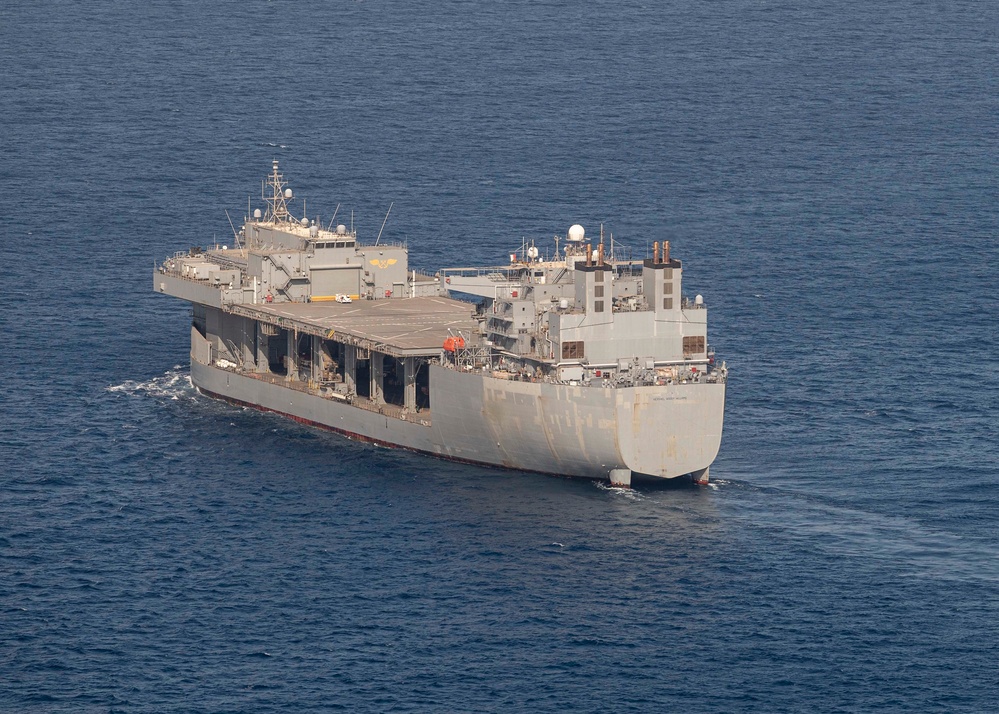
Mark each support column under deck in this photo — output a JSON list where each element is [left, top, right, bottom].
[[371, 352, 384, 405], [241, 318, 255, 370], [311, 335, 322, 383], [286, 329, 297, 381], [255, 325, 268, 373], [344, 344, 357, 393], [403, 357, 416, 411]]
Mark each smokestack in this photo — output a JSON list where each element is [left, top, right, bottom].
[[653, 241, 659, 264], [598, 241, 604, 266], [586, 243, 592, 267], [662, 240, 670, 263]]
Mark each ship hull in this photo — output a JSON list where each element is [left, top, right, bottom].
[[190, 340, 724, 483], [430, 365, 724, 481]]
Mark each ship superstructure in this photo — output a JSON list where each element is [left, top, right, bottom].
[[155, 162, 727, 486]]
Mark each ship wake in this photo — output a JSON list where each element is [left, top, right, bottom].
[[725, 479, 999, 585], [106, 366, 195, 401]]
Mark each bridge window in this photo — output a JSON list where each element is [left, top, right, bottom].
[[683, 335, 705, 357], [562, 341, 585, 360]]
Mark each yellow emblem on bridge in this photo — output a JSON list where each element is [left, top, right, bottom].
[[369, 258, 398, 270]]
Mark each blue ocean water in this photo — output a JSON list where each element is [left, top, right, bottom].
[[2, 0, 998, 711]]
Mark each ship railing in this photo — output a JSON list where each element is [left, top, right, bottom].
[[204, 252, 249, 273], [436, 355, 726, 386], [159, 253, 244, 279], [438, 266, 523, 281], [358, 239, 407, 250]]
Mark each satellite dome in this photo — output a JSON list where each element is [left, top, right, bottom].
[[567, 224, 585, 242], [284, 188, 293, 199], [300, 216, 309, 226], [336, 224, 347, 235], [253, 208, 262, 219]]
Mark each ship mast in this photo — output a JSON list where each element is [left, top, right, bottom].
[[262, 159, 293, 223]]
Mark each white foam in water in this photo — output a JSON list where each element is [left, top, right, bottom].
[[595, 482, 646, 500], [107, 366, 194, 400]]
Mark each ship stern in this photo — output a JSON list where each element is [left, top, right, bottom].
[[615, 382, 725, 482]]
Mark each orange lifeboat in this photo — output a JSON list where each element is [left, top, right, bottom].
[[443, 336, 465, 352]]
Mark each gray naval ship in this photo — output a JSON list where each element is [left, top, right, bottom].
[[154, 162, 727, 486]]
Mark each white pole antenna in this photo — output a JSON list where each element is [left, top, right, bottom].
[[224, 210, 241, 248], [326, 203, 341, 231], [375, 202, 394, 246]]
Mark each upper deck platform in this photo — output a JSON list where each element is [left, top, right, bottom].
[[227, 296, 478, 358]]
